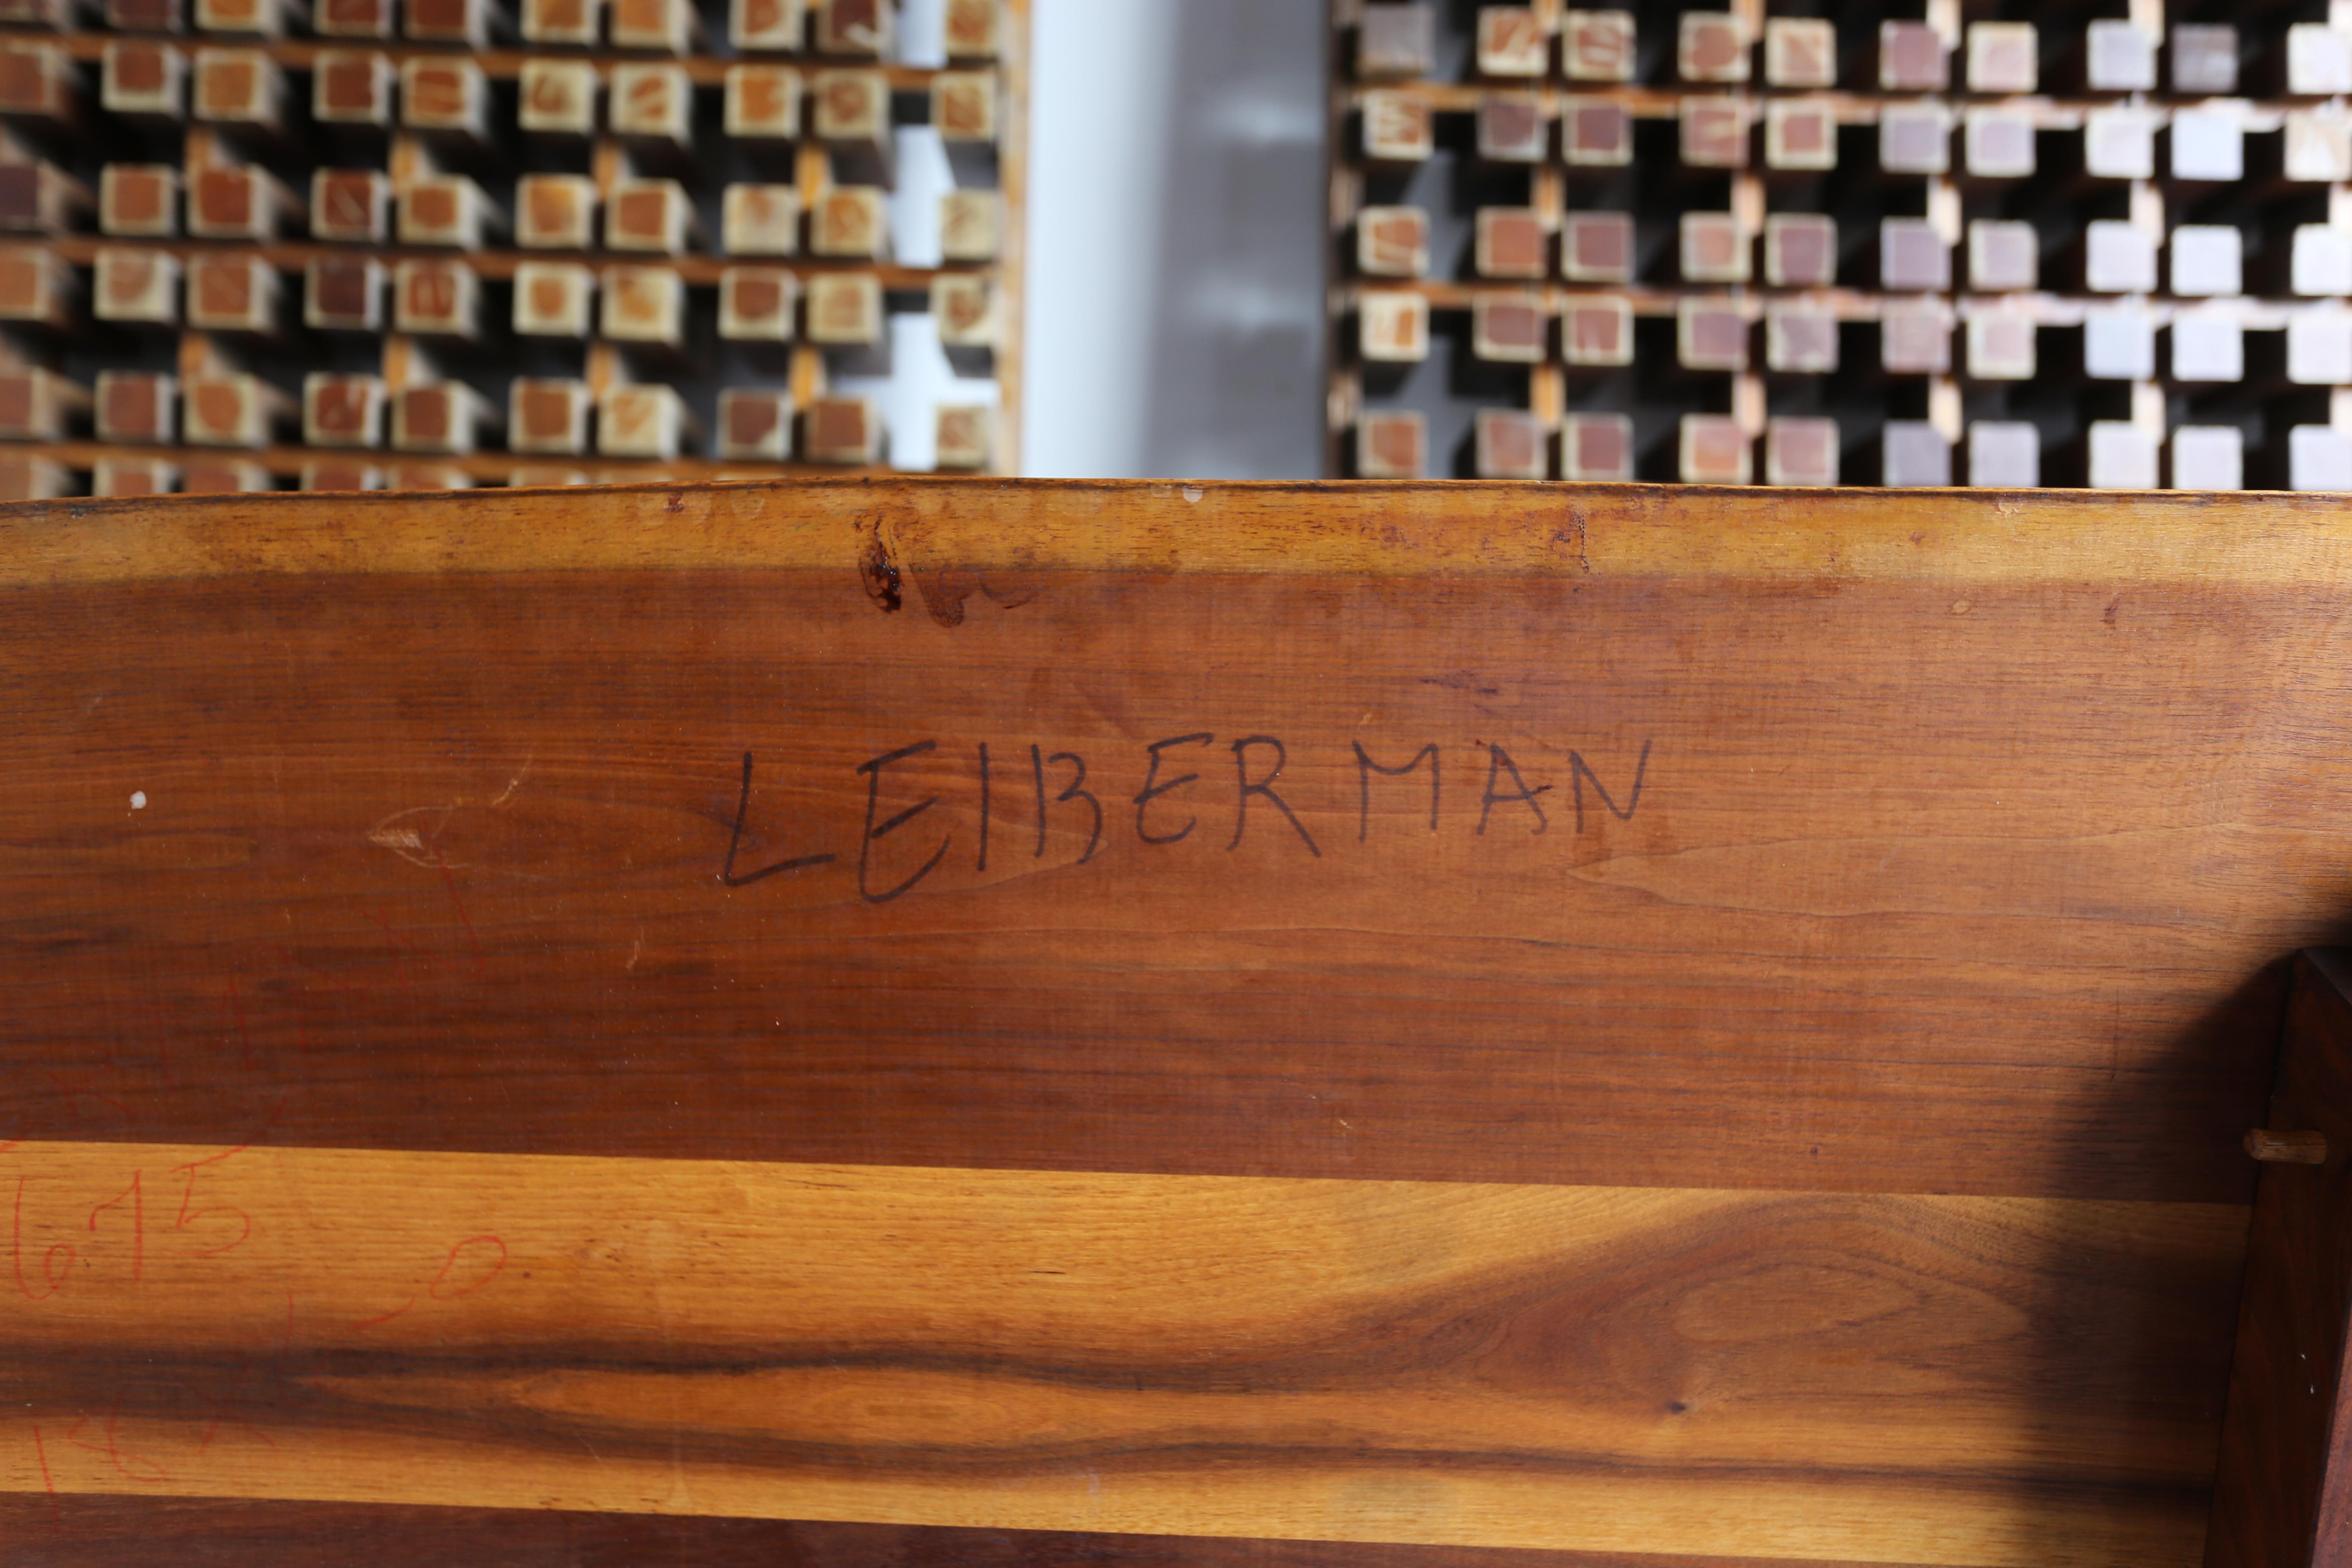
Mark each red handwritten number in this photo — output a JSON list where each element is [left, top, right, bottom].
[[427, 1234, 506, 1300], [86, 1170, 142, 1283], [64, 1407, 168, 1483], [355, 1235, 507, 1329], [349, 1295, 414, 1330], [168, 1147, 251, 1258], [12, 1175, 74, 1301]]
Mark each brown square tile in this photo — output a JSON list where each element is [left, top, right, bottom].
[[304, 255, 383, 329], [1562, 9, 1634, 81], [805, 394, 882, 462], [1764, 98, 1837, 170], [100, 163, 177, 236], [1473, 292, 1547, 362], [1562, 297, 1632, 366], [302, 371, 384, 448], [1680, 96, 1747, 168], [718, 388, 793, 459], [1676, 298, 1748, 370], [1361, 205, 1431, 277], [725, 63, 800, 137], [1764, 417, 1838, 484], [1765, 306, 1839, 373], [1562, 95, 1630, 165], [1878, 20, 1948, 90], [97, 371, 175, 442], [1476, 7, 1546, 77], [1561, 411, 1632, 480], [311, 168, 389, 242], [1678, 415, 1750, 483], [1355, 410, 1424, 478], [1678, 12, 1749, 82], [1764, 213, 1835, 287], [1680, 211, 1749, 282], [1880, 302, 1951, 374], [1473, 207, 1543, 279], [92, 248, 177, 323], [1879, 218, 1950, 291], [1561, 210, 1632, 282], [1477, 94, 1545, 162], [1362, 91, 1433, 161], [1475, 408, 1546, 479], [1764, 18, 1835, 87], [943, 0, 999, 59]]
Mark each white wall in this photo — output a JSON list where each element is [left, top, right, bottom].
[[1021, 0, 1328, 479]]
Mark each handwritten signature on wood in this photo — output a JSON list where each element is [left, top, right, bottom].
[[723, 736, 1655, 903]]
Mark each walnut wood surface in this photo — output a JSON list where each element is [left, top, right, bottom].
[[0, 481, 2344, 1199], [0, 1498, 1924, 1568], [0, 477, 2345, 1559], [2207, 950, 2352, 1568], [0, 1140, 2240, 1565]]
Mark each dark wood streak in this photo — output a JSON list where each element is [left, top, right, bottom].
[[2207, 950, 2352, 1567], [0, 1496, 1943, 1568], [3, 1190, 2243, 1494]]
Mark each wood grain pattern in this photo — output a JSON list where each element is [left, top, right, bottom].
[[0, 1498, 1949, 1568], [2207, 949, 2352, 1568], [0, 479, 2334, 1561], [0, 482, 2342, 1198], [0, 1140, 2242, 1566]]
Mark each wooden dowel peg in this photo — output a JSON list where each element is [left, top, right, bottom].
[[2247, 1128, 2330, 1164]]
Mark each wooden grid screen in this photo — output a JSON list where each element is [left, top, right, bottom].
[[0, 0, 1026, 497], [1328, 0, 2352, 488]]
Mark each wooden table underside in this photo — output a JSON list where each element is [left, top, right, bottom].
[[4, 478, 2352, 1566]]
